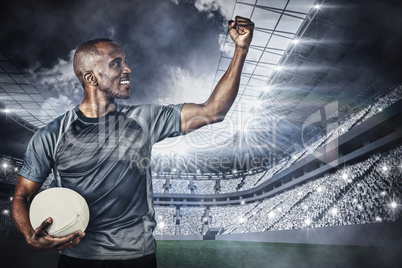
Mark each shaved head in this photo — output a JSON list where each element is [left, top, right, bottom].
[[73, 38, 114, 85]]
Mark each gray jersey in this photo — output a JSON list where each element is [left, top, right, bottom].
[[20, 103, 183, 260]]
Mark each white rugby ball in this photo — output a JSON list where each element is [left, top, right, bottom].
[[29, 187, 90, 237]]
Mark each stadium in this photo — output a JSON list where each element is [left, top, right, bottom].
[[1, 0, 401, 267]]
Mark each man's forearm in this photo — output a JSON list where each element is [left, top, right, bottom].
[[11, 196, 35, 241], [203, 46, 248, 122]]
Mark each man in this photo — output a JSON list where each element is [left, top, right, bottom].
[[11, 16, 254, 267]]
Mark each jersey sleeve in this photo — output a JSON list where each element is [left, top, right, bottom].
[[19, 127, 56, 183], [149, 103, 184, 144]]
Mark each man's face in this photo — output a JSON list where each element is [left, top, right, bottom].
[[93, 42, 132, 99]]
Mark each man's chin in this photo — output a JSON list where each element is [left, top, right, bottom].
[[114, 93, 130, 99]]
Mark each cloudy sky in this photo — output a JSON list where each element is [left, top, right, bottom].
[[0, 0, 237, 111]]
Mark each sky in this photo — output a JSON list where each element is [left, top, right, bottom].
[[0, 0, 236, 111]]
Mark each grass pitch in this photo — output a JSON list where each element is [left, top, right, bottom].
[[156, 240, 400, 268]]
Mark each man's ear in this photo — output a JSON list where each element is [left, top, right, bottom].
[[83, 71, 97, 86]]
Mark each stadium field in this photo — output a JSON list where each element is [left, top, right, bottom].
[[156, 240, 400, 268], [1, 233, 400, 267]]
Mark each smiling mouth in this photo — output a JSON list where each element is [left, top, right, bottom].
[[119, 80, 131, 89]]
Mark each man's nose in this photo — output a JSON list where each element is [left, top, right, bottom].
[[123, 64, 131, 74]]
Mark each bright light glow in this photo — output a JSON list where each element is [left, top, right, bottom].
[[297, 191, 303, 196], [380, 191, 387, 196], [314, 4, 321, 9], [390, 202, 397, 209], [232, 169, 237, 174], [196, 169, 200, 173], [357, 205, 363, 210], [262, 84, 270, 91], [292, 39, 299, 45], [204, 217, 208, 222], [4, 108, 10, 113], [375, 217, 382, 222], [382, 166, 388, 171], [256, 100, 264, 109], [172, 168, 177, 172], [157, 215, 162, 220], [357, 183, 362, 187], [275, 66, 282, 71], [2, 209, 9, 215], [353, 198, 358, 203], [239, 217, 245, 223], [305, 218, 311, 225], [317, 186, 323, 193], [303, 205, 308, 210], [241, 200, 245, 205], [2, 163, 7, 169], [248, 170, 253, 174], [159, 222, 165, 228], [9, 197, 13, 202], [268, 211, 275, 219], [276, 207, 282, 212], [342, 173, 348, 180], [330, 208, 338, 216], [292, 155, 298, 159]]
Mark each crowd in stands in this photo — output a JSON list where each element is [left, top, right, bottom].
[[153, 206, 176, 235], [179, 207, 205, 235], [0, 168, 18, 185]]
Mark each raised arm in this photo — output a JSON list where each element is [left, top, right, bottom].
[[11, 175, 85, 251], [180, 16, 254, 134]]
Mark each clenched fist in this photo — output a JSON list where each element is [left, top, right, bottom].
[[228, 16, 254, 50]]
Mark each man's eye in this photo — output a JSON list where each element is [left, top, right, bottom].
[[113, 62, 121, 67]]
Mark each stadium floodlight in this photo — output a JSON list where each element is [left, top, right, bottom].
[[275, 65, 282, 71], [4, 108, 10, 113], [390, 202, 398, 209], [2, 163, 7, 169], [2, 209, 9, 215], [314, 4, 321, 9], [382, 166, 388, 171], [292, 39, 299, 45], [342, 173, 348, 180]]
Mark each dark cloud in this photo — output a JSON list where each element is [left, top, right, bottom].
[[0, 0, 228, 105]]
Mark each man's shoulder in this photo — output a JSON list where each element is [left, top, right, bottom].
[[34, 108, 75, 137]]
